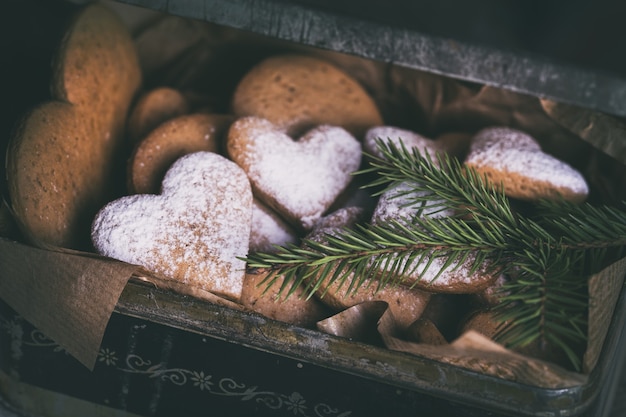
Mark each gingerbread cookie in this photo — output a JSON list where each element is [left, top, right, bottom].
[[127, 86, 190, 144], [241, 271, 330, 327], [464, 127, 589, 203], [250, 198, 298, 253], [128, 113, 233, 194], [307, 208, 432, 332], [370, 184, 497, 294], [227, 116, 362, 231], [364, 126, 441, 163], [371, 182, 455, 225], [92, 152, 252, 301], [231, 54, 383, 137], [7, 3, 141, 249]]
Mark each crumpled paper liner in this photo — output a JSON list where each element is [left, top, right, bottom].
[[541, 99, 626, 166], [318, 300, 588, 389], [584, 256, 626, 373], [0, 237, 245, 370], [316, 254, 626, 388], [0, 238, 138, 369], [1, 2, 625, 384]]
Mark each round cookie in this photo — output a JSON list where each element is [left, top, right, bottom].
[[231, 54, 383, 137], [7, 3, 141, 249], [127, 86, 190, 144], [464, 127, 589, 203], [92, 152, 253, 302], [128, 113, 233, 194], [227, 116, 362, 231]]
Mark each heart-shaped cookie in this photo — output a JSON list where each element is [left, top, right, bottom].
[[7, 4, 141, 249], [369, 183, 496, 294], [91, 152, 252, 301], [464, 127, 589, 203], [227, 116, 362, 231]]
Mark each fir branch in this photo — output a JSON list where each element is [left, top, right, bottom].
[[246, 218, 503, 298], [243, 139, 626, 371], [357, 139, 518, 226]]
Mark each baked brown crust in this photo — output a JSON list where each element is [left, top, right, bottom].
[[231, 54, 383, 138], [7, 3, 141, 249], [127, 87, 190, 144], [241, 271, 330, 327], [128, 113, 233, 194], [464, 127, 589, 203]]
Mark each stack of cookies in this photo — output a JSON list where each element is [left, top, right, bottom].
[[5, 3, 592, 355]]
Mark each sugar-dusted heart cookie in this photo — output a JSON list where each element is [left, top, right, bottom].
[[92, 152, 252, 301], [370, 183, 497, 294], [306, 207, 432, 332], [250, 198, 298, 253], [364, 126, 441, 163], [231, 54, 383, 137], [227, 116, 362, 231], [464, 127, 589, 203]]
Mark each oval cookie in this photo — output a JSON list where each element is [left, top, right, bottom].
[[128, 113, 233, 194], [127, 86, 190, 143], [370, 183, 496, 294], [231, 54, 383, 137]]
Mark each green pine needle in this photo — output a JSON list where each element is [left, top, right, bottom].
[[242, 139, 626, 371]]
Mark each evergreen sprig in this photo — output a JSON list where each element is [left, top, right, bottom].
[[243, 139, 626, 371]]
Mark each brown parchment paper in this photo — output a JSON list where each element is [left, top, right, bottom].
[[317, 301, 588, 388], [0, 238, 139, 370], [584, 256, 626, 373], [541, 99, 626, 166]]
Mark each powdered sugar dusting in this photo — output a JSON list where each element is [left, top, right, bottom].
[[91, 152, 252, 300], [250, 198, 298, 252], [306, 207, 431, 329], [370, 182, 493, 292], [307, 206, 365, 243], [469, 127, 540, 153], [371, 182, 455, 225], [229, 117, 362, 230], [364, 126, 440, 163], [466, 127, 589, 197]]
